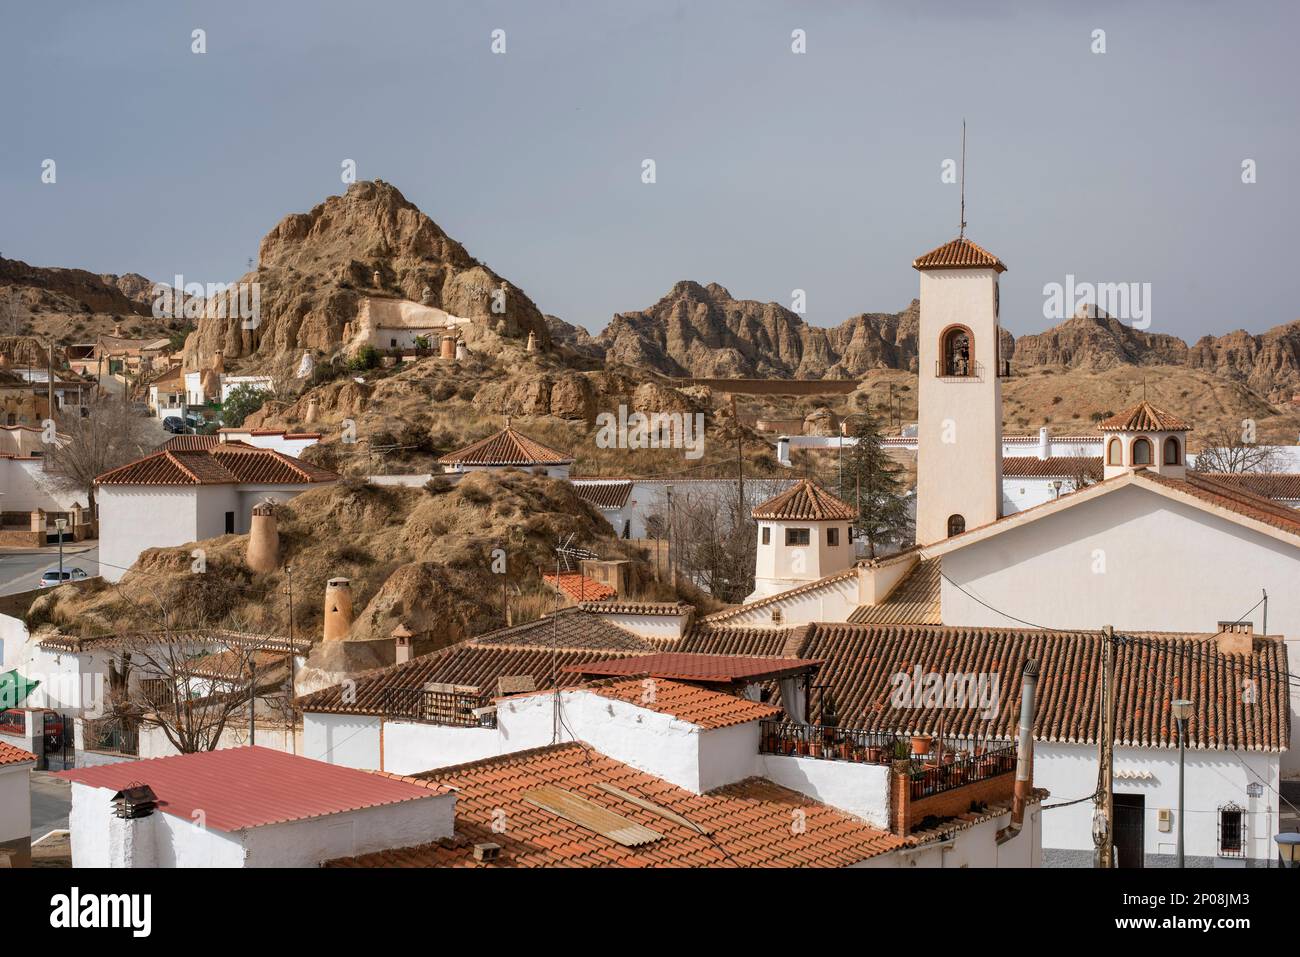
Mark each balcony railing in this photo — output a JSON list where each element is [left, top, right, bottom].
[[760, 720, 903, 764], [908, 742, 1017, 799], [934, 360, 984, 380], [380, 687, 497, 728]]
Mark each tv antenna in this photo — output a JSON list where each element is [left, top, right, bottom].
[[550, 534, 602, 742]]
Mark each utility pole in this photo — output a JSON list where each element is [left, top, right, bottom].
[[286, 563, 296, 753], [732, 394, 745, 524], [665, 485, 676, 589], [1094, 624, 1116, 868], [46, 342, 55, 421], [248, 649, 257, 747]]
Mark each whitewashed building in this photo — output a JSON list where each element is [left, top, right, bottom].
[[0, 740, 36, 867]]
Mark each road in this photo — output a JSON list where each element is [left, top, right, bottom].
[[0, 545, 98, 596], [30, 772, 70, 838]]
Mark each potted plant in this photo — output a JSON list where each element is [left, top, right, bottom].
[[838, 740, 853, 760], [911, 734, 932, 757]]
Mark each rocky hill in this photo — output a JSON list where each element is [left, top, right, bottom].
[[183, 180, 552, 377]]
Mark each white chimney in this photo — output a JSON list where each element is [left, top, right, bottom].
[[1037, 427, 1050, 461]]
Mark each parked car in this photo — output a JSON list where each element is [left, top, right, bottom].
[[0, 708, 64, 752], [39, 568, 88, 587], [162, 415, 189, 434]]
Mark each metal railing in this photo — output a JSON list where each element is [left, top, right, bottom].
[[760, 720, 902, 763], [380, 687, 497, 728], [908, 743, 1017, 799], [934, 360, 985, 380]]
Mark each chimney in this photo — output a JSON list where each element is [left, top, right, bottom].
[[323, 577, 353, 641], [211, 350, 224, 373], [304, 397, 319, 425], [997, 658, 1039, 845], [113, 322, 122, 337], [1215, 620, 1254, 656], [246, 502, 279, 573], [1037, 427, 1050, 461], [392, 622, 413, 664], [455, 339, 468, 361], [440, 335, 455, 360], [525, 331, 537, 353]]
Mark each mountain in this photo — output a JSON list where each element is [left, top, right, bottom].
[[597, 280, 922, 379], [183, 180, 552, 374], [0, 257, 176, 344]]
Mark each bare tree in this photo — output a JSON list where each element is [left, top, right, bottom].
[[45, 398, 154, 511], [1191, 424, 1280, 474]]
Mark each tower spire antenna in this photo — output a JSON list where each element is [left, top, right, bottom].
[[959, 119, 967, 240]]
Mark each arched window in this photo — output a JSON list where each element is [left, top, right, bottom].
[[1163, 436, 1181, 465], [940, 326, 973, 377], [1131, 437, 1153, 466], [1106, 438, 1122, 466], [946, 514, 966, 537]]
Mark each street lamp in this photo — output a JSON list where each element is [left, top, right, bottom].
[[1171, 699, 1193, 868], [1275, 832, 1300, 869], [54, 516, 68, 583]]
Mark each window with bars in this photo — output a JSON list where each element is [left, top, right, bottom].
[[1218, 803, 1246, 857]]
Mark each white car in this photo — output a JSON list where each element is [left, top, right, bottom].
[[39, 568, 88, 587]]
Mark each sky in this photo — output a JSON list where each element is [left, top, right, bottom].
[[2, 0, 1297, 341]]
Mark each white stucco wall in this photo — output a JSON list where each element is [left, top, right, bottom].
[[381, 721, 499, 774], [0, 762, 33, 845], [1036, 743, 1280, 864], [97, 486, 200, 582], [726, 572, 858, 626], [751, 519, 853, 599], [759, 754, 892, 829], [588, 612, 690, 641], [303, 713, 383, 769]]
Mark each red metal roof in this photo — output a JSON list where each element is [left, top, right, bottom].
[[55, 746, 450, 832], [566, 652, 822, 684]]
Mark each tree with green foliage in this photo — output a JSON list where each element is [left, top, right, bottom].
[[840, 414, 912, 558], [220, 383, 269, 428]]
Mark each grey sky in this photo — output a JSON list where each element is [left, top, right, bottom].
[[2, 0, 1296, 341]]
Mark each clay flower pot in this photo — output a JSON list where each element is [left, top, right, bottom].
[[911, 735, 932, 756]]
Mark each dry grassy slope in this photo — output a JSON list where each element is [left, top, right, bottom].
[[27, 471, 669, 651]]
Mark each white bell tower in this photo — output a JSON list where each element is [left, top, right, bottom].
[[913, 236, 1006, 544]]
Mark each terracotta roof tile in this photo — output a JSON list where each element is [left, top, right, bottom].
[[580, 678, 782, 729], [912, 237, 1007, 273], [578, 600, 692, 617], [1202, 472, 1300, 501], [1157, 471, 1300, 535], [543, 573, 616, 602], [96, 445, 338, 486], [157, 434, 221, 452], [565, 652, 822, 684], [848, 557, 942, 625], [571, 480, 634, 509], [1098, 401, 1190, 432], [297, 610, 658, 716], [438, 427, 573, 467], [0, 741, 36, 766], [56, 746, 451, 833], [325, 743, 904, 868], [752, 478, 856, 521], [678, 625, 803, 657], [785, 623, 1289, 751], [1001, 456, 1103, 480]]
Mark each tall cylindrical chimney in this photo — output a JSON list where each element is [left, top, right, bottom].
[[440, 335, 456, 359], [304, 397, 319, 425], [1037, 427, 1050, 461], [323, 577, 353, 641], [998, 658, 1040, 845], [246, 503, 279, 573], [455, 339, 468, 361]]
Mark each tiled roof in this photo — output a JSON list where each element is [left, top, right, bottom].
[[752, 478, 856, 521], [1158, 471, 1300, 535], [571, 480, 634, 509], [157, 434, 221, 452], [96, 445, 339, 486], [0, 741, 36, 766], [792, 623, 1289, 751], [848, 558, 943, 625], [297, 611, 658, 716], [1203, 472, 1300, 501], [56, 746, 451, 832], [565, 652, 822, 684], [578, 600, 693, 617], [581, 678, 782, 729], [678, 625, 804, 657], [1001, 456, 1103, 480], [543, 572, 617, 602], [325, 743, 905, 868], [912, 237, 1007, 273], [437, 427, 573, 467], [1098, 401, 1190, 432]]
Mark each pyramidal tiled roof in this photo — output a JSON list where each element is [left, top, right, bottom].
[[752, 478, 856, 521], [912, 236, 1006, 273], [1098, 401, 1190, 432], [437, 427, 573, 467], [95, 444, 339, 486]]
